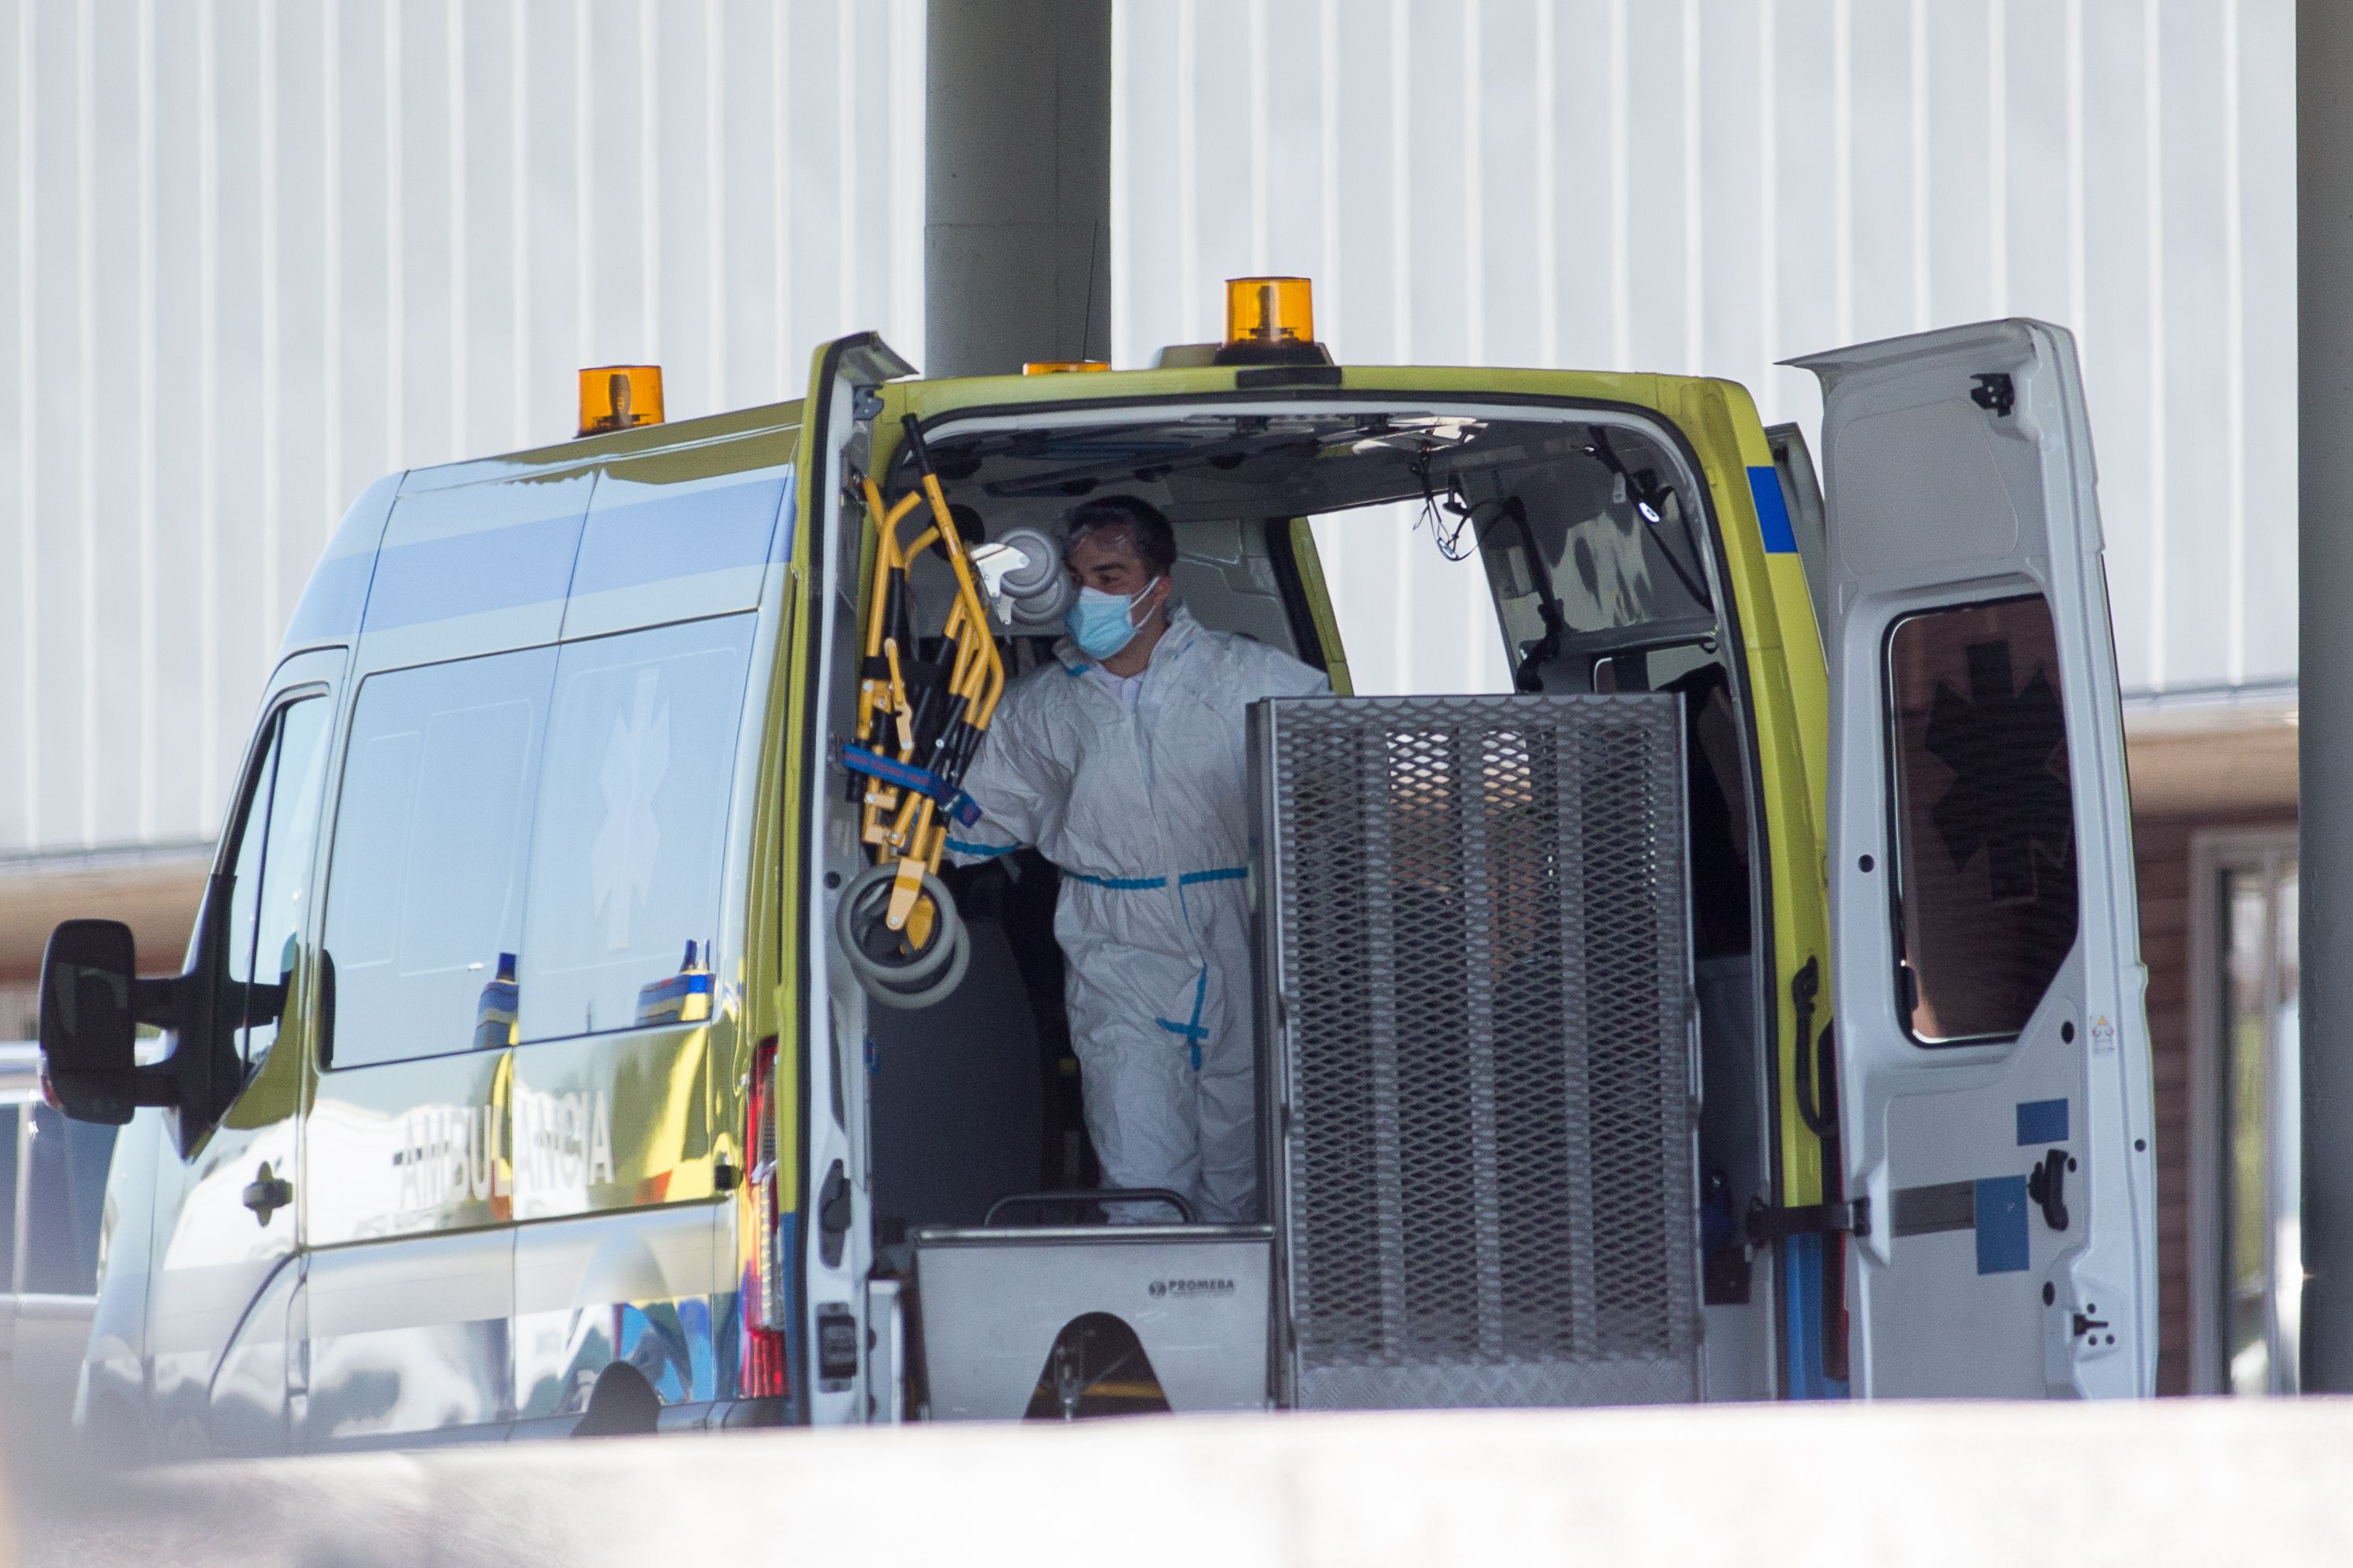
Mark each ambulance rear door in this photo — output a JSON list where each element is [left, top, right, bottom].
[[792, 332, 915, 1424], [1792, 319, 2153, 1398]]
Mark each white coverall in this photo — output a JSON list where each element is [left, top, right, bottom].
[[950, 605, 1330, 1223]]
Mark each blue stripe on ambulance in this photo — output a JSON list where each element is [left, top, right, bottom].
[[1747, 465, 1799, 554]]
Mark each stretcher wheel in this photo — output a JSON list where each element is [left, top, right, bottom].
[[995, 527, 1073, 626], [834, 861, 964, 988]]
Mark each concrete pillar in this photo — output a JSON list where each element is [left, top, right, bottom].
[[924, 0, 1112, 378], [2300, 0, 2353, 1392]]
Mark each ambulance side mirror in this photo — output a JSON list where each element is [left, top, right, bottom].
[[35, 887, 227, 1131], [38, 920, 144, 1125]]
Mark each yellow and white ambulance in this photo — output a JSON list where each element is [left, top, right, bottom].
[[35, 281, 2150, 1452]]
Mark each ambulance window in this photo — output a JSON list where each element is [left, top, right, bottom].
[[173, 703, 269, 1131], [1885, 596, 2079, 1045], [239, 697, 333, 1071], [322, 649, 553, 1069], [220, 737, 276, 1045], [516, 614, 756, 1041], [1467, 426, 1717, 695]]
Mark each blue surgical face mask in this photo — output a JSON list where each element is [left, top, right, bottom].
[[1065, 579, 1159, 660]]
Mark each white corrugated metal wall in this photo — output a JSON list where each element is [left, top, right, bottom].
[[0, 0, 923, 857], [0, 0, 2301, 856], [1113, 0, 2298, 702]]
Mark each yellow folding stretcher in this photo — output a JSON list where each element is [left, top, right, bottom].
[[833, 417, 1008, 1006]]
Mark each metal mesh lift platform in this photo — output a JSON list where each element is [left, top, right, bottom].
[[1251, 695, 1701, 1410]]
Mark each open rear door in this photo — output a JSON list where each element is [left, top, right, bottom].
[[791, 332, 916, 1425], [1793, 320, 2153, 1398]]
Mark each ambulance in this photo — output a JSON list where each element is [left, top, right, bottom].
[[34, 279, 2152, 1454]]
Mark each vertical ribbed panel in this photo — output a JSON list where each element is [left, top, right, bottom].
[[0, 0, 923, 854], [1113, 0, 2296, 706]]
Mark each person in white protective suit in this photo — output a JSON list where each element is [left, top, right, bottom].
[[949, 496, 1330, 1223]]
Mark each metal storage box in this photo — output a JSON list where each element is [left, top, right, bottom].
[[1252, 695, 1699, 1409], [911, 1225, 1273, 1419]]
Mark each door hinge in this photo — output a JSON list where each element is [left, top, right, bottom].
[[852, 387, 886, 422], [1970, 371, 2016, 416], [815, 1302, 860, 1390], [1746, 1194, 1871, 1246]]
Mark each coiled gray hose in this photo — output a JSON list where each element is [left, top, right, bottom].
[[833, 860, 971, 1007]]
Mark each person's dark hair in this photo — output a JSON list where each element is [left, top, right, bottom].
[[1064, 494, 1178, 573]]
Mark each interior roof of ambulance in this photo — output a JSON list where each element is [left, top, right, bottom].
[[898, 412, 1654, 534]]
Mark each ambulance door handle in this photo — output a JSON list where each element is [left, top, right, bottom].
[[242, 1160, 293, 1225], [2027, 1148, 2072, 1232], [818, 1160, 852, 1268]]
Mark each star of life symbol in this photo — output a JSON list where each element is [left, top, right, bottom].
[[590, 668, 669, 951]]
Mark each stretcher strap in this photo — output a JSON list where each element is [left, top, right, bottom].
[[839, 744, 983, 826]]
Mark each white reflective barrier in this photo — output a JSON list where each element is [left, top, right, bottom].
[[17, 1401, 2353, 1566]]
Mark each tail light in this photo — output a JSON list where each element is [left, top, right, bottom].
[[739, 1035, 791, 1400]]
